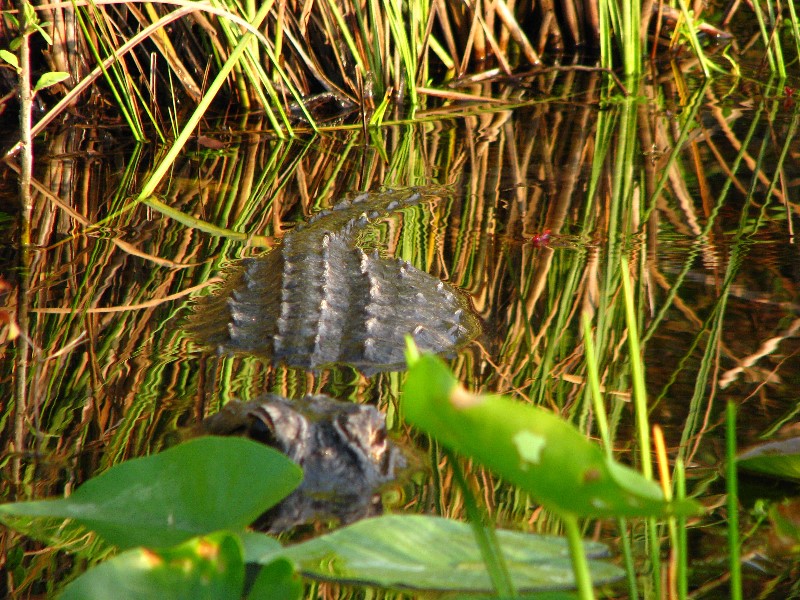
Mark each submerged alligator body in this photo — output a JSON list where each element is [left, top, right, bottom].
[[189, 188, 479, 373], [203, 394, 411, 533]]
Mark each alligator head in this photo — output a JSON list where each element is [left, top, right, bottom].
[[202, 394, 416, 533]]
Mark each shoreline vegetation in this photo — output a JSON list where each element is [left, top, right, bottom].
[[1, 0, 796, 140]]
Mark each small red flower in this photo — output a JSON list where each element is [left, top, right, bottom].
[[530, 229, 551, 246]]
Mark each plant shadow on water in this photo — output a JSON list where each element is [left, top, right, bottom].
[[2, 69, 800, 597]]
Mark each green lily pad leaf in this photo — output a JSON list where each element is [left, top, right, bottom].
[[737, 437, 800, 481], [0, 437, 302, 549], [247, 557, 303, 600], [239, 530, 284, 559], [60, 531, 244, 600], [246, 514, 624, 592], [402, 349, 702, 519]]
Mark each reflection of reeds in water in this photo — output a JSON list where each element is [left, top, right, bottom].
[[3, 70, 800, 594]]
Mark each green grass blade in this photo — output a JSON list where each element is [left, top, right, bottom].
[[676, 0, 713, 78], [726, 401, 742, 600], [446, 449, 517, 598], [581, 311, 612, 454], [135, 3, 273, 202], [676, 459, 688, 600]]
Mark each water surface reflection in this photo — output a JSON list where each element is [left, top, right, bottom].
[[3, 70, 800, 596]]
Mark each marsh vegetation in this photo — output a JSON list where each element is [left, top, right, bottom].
[[2, 1, 800, 598]]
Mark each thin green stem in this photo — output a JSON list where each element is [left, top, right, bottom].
[[765, 1, 786, 78], [676, 0, 712, 78], [726, 402, 742, 600], [445, 449, 517, 598], [581, 311, 611, 454], [752, 0, 776, 72], [645, 82, 709, 219], [786, 0, 800, 68], [676, 459, 688, 600], [621, 0, 641, 76], [563, 513, 594, 600], [618, 518, 639, 600], [621, 255, 662, 598], [620, 256, 651, 481]]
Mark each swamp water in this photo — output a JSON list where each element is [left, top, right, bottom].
[[2, 71, 800, 597]]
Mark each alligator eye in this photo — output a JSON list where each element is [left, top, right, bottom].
[[248, 406, 279, 447], [372, 427, 387, 447]]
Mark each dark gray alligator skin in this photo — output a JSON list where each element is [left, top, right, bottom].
[[203, 394, 412, 533], [189, 187, 479, 373]]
